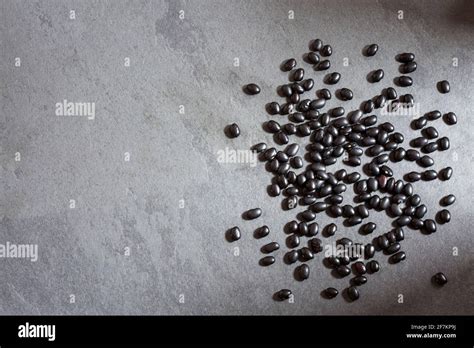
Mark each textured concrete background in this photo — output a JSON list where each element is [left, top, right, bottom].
[[0, 0, 473, 315]]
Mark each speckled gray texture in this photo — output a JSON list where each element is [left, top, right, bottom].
[[0, 0, 473, 315]]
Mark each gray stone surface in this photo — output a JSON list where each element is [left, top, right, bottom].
[[0, 0, 473, 315]]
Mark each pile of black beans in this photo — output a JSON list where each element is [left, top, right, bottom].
[[226, 39, 454, 302]]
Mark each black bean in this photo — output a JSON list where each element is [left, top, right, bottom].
[[406, 171, 421, 182], [326, 73, 341, 85], [280, 84, 293, 97], [423, 219, 437, 233], [290, 92, 300, 104], [353, 261, 367, 275], [327, 256, 341, 268], [412, 117, 427, 130], [363, 115, 378, 126], [280, 102, 294, 114], [400, 61, 417, 73], [285, 250, 299, 264], [302, 78, 315, 91], [292, 68, 305, 82], [390, 251, 406, 263], [310, 38, 323, 51], [324, 223, 337, 237], [441, 194, 456, 206], [282, 58, 297, 71], [437, 80, 450, 94], [385, 87, 398, 100], [255, 225, 270, 239], [260, 256, 275, 266], [227, 226, 241, 242], [262, 242, 280, 254], [331, 107, 345, 118], [321, 44, 332, 56], [353, 276, 367, 286], [364, 244, 375, 260], [386, 243, 401, 255], [362, 100, 375, 113], [267, 102, 281, 115], [371, 69, 384, 83], [296, 264, 310, 280], [421, 142, 438, 154], [309, 99, 326, 112], [266, 120, 281, 133], [396, 52, 415, 63], [325, 287, 339, 299], [426, 110, 442, 120], [309, 238, 323, 253], [422, 170, 438, 181], [347, 286, 360, 301], [414, 204, 427, 219], [347, 216, 363, 226], [337, 265, 351, 277], [377, 235, 389, 250], [244, 83, 261, 95], [307, 51, 320, 64], [227, 123, 240, 138], [439, 167, 453, 181], [275, 131, 289, 145], [293, 83, 305, 94], [299, 247, 314, 261], [252, 142, 267, 153], [374, 95, 387, 108], [317, 59, 331, 70], [367, 260, 379, 273], [245, 208, 262, 220], [365, 44, 378, 56], [316, 88, 331, 100], [392, 147, 406, 162], [438, 137, 450, 151], [417, 155, 434, 167], [437, 209, 451, 224], [405, 149, 420, 161], [338, 88, 353, 101], [394, 228, 405, 241], [397, 76, 413, 87], [432, 272, 448, 286], [287, 234, 300, 248], [422, 127, 438, 140], [269, 183, 281, 197], [277, 289, 293, 301], [443, 112, 457, 126]]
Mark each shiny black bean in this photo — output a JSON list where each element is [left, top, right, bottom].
[[426, 110, 442, 120], [421, 142, 438, 153], [326, 72, 341, 84], [422, 170, 438, 181], [317, 59, 331, 70], [347, 216, 363, 226], [285, 250, 299, 264], [244, 83, 261, 95], [377, 235, 389, 249], [353, 276, 367, 286], [296, 263, 310, 280], [374, 95, 387, 108], [245, 208, 262, 220], [400, 61, 417, 73], [415, 204, 427, 219], [406, 171, 421, 182], [422, 126, 438, 139], [443, 112, 457, 126], [227, 123, 240, 138], [386, 243, 401, 255], [338, 88, 353, 101], [277, 289, 292, 300], [255, 225, 270, 239], [392, 147, 406, 161], [299, 247, 314, 261], [405, 149, 420, 161], [437, 209, 451, 224], [266, 120, 281, 133], [437, 80, 450, 94], [321, 44, 332, 56], [412, 117, 427, 130], [385, 87, 398, 100], [292, 68, 305, 82], [307, 51, 320, 64], [412, 137, 428, 148], [432, 272, 448, 286], [325, 287, 339, 299], [280, 102, 294, 115], [310, 38, 323, 51], [362, 100, 375, 113], [365, 244, 375, 259], [227, 226, 241, 242], [331, 107, 345, 118], [261, 242, 279, 253], [365, 44, 378, 56], [347, 286, 360, 301], [390, 251, 406, 263], [439, 167, 453, 181], [423, 219, 437, 233], [417, 155, 434, 167], [282, 58, 297, 71], [367, 260, 379, 272], [397, 76, 413, 87], [260, 256, 275, 266], [267, 102, 281, 115], [438, 137, 450, 151], [337, 265, 351, 277], [371, 69, 384, 83], [396, 52, 415, 63], [302, 78, 314, 91], [269, 183, 281, 197], [441, 194, 456, 206]]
